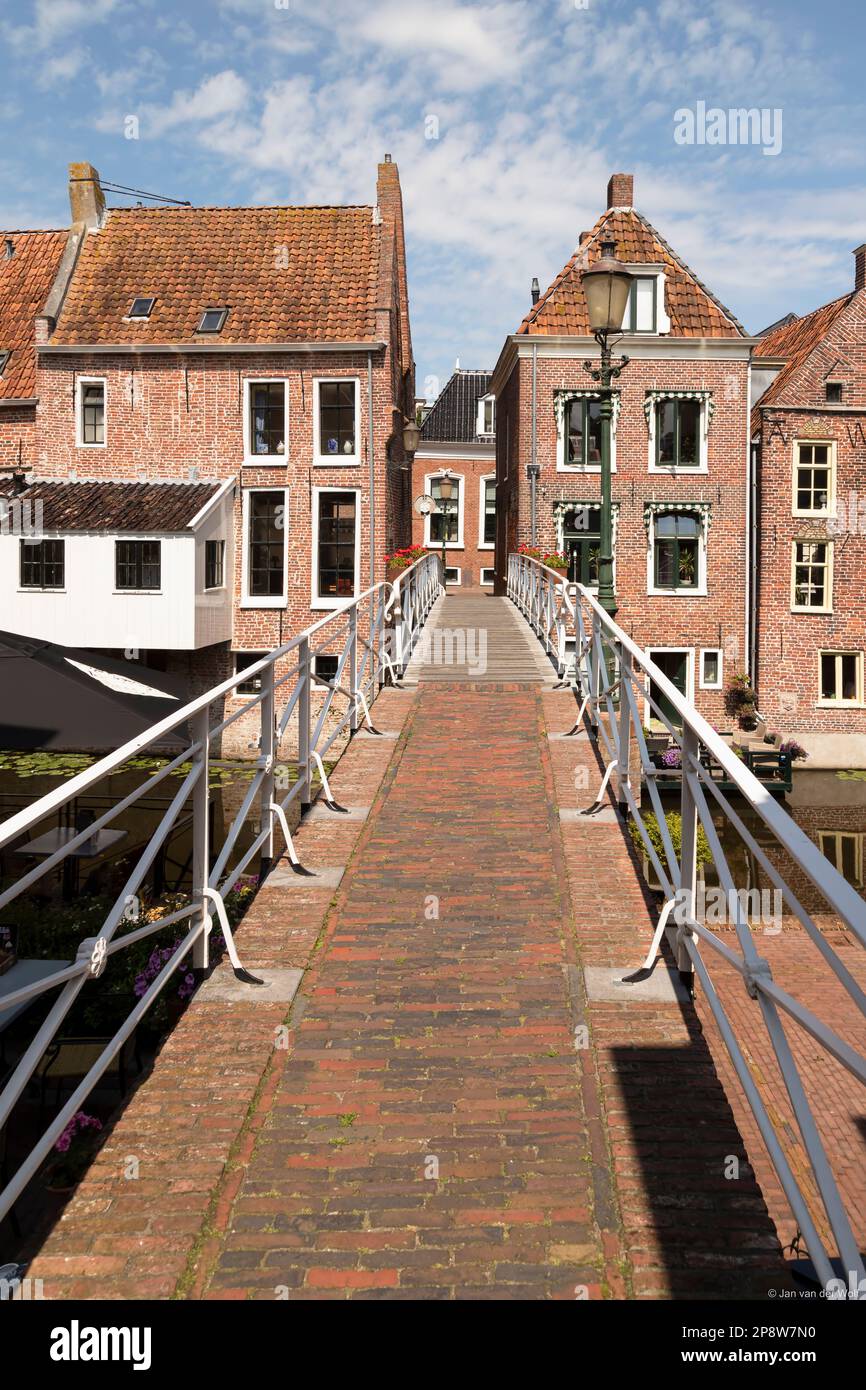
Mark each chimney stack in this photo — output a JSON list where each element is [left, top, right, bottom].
[[607, 173, 634, 209], [68, 162, 105, 229], [855, 244, 866, 292], [531, 277, 540, 304]]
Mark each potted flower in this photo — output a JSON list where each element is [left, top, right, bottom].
[[780, 739, 809, 764], [724, 672, 758, 730], [642, 726, 670, 759], [385, 545, 427, 583], [46, 1111, 103, 1192], [541, 551, 569, 573]]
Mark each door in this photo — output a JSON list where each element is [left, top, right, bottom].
[[649, 649, 690, 729]]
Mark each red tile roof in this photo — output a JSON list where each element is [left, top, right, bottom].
[[519, 209, 745, 339], [13, 480, 222, 531], [50, 205, 383, 345], [0, 230, 68, 400], [753, 293, 853, 411]]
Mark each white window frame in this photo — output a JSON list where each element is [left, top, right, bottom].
[[480, 567, 496, 586], [818, 649, 864, 707], [76, 375, 107, 449], [791, 538, 833, 614], [240, 486, 289, 609], [244, 377, 289, 465], [443, 565, 462, 586], [311, 485, 361, 611], [424, 472, 464, 549], [204, 537, 226, 592], [232, 650, 268, 696], [313, 377, 361, 466], [699, 648, 723, 690], [646, 510, 708, 597], [477, 394, 495, 438], [645, 647, 694, 726], [818, 830, 864, 885], [793, 440, 836, 519], [648, 397, 709, 474], [557, 396, 617, 474], [478, 474, 496, 550]]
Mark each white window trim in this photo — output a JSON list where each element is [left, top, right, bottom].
[[240, 486, 289, 609], [556, 394, 617, 475], [478, 473, 496, 550], [644, 647, 694, 726], [204, 537, 227, 592], [477, 393, 495, 438], [75, 375, 107, 449], [480, 566, 495, 586], [646, 510, 708, 597], [243, 377, 290, 466], [620, 267, 671, 335], [555, 502, 619, 594], [818, 831, 864, 885], [424, 472, 464, 549], [793, 439, 836, 518], [311, 485, 361, 611], [817, 649, 865, 707], [791, 537, 833, 614], [112, 537, 163, 596], [313, 377, 361, 466], [648, 396, 709, 475], [443, 565, 462, 586], [699, 648, 723, 690]]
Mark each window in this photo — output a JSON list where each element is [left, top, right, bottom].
[[477, 395, 495, 436], [444, 566, 461, 585], [818, 831, 863, 884], [205, 539, 225, 590], [315, 490, 358, 605], [825, 382, 843, 404], [653, 511, 701, 590], [794, 442, 833, 515], [565, 398, 603, 468], [128, 297, 155, 319], [656, 398, 700, 468], [427, 475, 463, 546], [246, 380, 287, 459], [563, 506, 602, 587], [20, 538, 64, 589], [315, 379, 358, 462], [314, 654, 340, 687], [0, 350, 9, 376], [819, 651, 862, 704], [77, 379, 105, 446], [234, 652, 266, 695], [700, 649, 723, 689], [116, 540, 161, 591], [480, 477, 496, 548], [792, 540, 832, 611], [626, 276, 656, 333], [246, 491, 286, 599], [481, 567, 495, 585], [197, 308, 228, 333]]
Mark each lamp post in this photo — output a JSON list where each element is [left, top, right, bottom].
[[581, 240, 634, 620], [436, 472, 455, 585]]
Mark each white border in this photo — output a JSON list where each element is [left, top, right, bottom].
[[791, 538, 833, 614], [817, 649, 865, 707], [424, 472, 464, 549], [557, 397, 617, 474], [645, 646, 694, 725], [646, 510, 707, 597], [243, 378, 290, 465], [240, 486, 289, 609], [647, 396, 709, 474], [313, 377, 361, 466], [75, 376, 107, 449], [478, 474, 496, 550], [793, 439, 836, 518], [311, 485, 361, 611], [699, 647, 723, 689]]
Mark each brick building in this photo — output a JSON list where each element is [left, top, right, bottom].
[[0, 159, 415, 729], [0, 228, 67, 476], [492, 173, 755, 726], [411, 368, 496, 589], [751, 252, 866, 764]]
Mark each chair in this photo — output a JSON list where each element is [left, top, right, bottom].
[[34, 1033, 142, 1110]]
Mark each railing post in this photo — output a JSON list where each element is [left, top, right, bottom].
[[391, 578, 404, 677], [191, 707, 211, 971], [260, 660, 276, 864], [348, 604, 358, 733], [298, 636, 312, 809], [617, 644, 632, 807], [677, 725, 700, 977]]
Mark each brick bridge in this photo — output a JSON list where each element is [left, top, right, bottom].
[[5, 569, 866, 1301]]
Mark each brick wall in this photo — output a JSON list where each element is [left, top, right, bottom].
[[0, 404, 35, 471], [410, 450, 496, 588]]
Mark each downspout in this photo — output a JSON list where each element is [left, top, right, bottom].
[[750, 437, 760, 684], [744, 366, 752, 680], [367, 352, 375, 589], [530, 343, 538, 544]]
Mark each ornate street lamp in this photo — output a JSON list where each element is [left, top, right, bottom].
[[581, 239, 634, 619], [402, 417, 422, 455], [436, 472, 455, 584]]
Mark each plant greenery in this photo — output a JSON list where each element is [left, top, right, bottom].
[[628, 811, 713, 870]]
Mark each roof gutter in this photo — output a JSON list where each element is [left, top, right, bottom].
[[38, 341, 387, 356], [0, 398, 38, 408]]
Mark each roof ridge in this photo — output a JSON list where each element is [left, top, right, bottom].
[[0, 227, 67, 236], [106, 204, 375, 215]]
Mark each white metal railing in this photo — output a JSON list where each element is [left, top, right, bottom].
[[0, 563, 440, 1225], [509, 551, 866, 1295], [507, 551, 575, 678]]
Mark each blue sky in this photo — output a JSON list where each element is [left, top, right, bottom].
[[1, 0, 865, 397]]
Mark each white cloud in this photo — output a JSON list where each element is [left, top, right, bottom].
[[143, 71, 250, 137], [5, 0, 120, 50]]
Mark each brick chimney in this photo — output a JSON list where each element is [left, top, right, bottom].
[[376, 155, 413, 379], [855, 244, 866, 291], [607, 173, 634, 209], [68, 162, 105, 229]]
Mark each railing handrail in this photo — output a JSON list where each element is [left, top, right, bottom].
[[574, 580, 866, 941]]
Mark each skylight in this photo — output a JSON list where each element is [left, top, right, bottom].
[[129, 296, 155, 319], [0, 351, 9, 376], [197, 308, 228, 333]]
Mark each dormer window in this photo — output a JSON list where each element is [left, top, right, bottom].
[[129, 297, 155, 319], [477, 394, 495, 437], [625, 276, 657, 333], [0, 351, 8, 376], [197, 307, 228, 334]]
